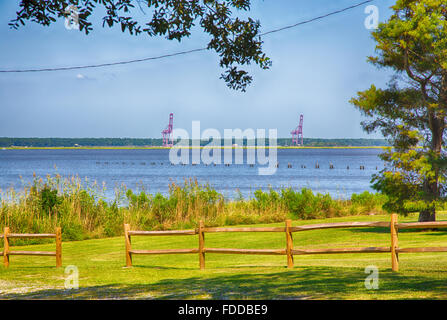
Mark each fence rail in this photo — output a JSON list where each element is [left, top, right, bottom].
[[289, 221, 390, 232], [397, 221, 447, 229], [1, 227, 62, 268], [124, 214, 447, 271]]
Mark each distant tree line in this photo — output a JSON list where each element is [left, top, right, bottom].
[[0, 137, 389, 148], [0, 138, 162, 147]]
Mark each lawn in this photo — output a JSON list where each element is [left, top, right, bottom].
[[1, 213, 447, 299]]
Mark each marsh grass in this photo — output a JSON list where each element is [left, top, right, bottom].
[[0, 174, 387, 242]]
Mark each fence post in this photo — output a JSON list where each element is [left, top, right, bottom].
[[199, 220, 205, 270], [390, 213, 399, 272], [4, 227, 9, 268], [124, 224, 132, 267], [55, 227, 62, 268], [286, 220, 294, 268]]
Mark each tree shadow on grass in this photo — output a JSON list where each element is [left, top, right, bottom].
[[1, 266, 447, 300], [345, 227, 447, 235], [132, 265, 197, 271], [420, 231, 447, 236], [345, 227, 389, 234]]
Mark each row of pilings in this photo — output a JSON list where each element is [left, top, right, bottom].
[[95, 161, 377, 169]]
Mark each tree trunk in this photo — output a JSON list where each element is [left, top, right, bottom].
[[421, 110, 444, 223], [418, 209, 436, 222]]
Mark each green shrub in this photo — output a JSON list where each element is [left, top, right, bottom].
[[351, 191, 387, 214], [39, 185, 61, 216]]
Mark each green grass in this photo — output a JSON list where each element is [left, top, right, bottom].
[[1, 213, 447, 300]]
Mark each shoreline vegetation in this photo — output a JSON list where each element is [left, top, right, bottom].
[[0, 174, 388, 243], [0, 137, 389, 148]]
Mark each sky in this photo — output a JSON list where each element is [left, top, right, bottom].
[[0, 0, 396, 139]]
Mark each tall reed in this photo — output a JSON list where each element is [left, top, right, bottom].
[[0, 174, 388, 242]]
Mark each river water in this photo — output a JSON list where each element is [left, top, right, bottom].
[[0, 148, 384, 200]]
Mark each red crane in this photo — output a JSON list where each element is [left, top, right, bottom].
[[291, 114, 304, 146], [162, 113, 174, 147]]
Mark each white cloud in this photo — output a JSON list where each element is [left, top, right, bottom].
[[76, 73, 96, 81]]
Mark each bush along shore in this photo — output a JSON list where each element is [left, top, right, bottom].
[[0, 175, 388, 243]]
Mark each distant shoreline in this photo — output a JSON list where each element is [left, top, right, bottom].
[[1, 146, 388, 150], [0, 138, 389, 149]]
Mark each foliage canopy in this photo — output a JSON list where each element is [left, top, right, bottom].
[[9, 0, 271, 91], [350, 0, 447, 221]]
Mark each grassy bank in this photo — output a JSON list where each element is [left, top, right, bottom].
[[0, 175, 387, 242], [1, 213, 447, 299]]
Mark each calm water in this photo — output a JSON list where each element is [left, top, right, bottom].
[[0, 148, 384, 200]]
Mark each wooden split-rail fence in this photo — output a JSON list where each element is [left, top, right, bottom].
[[1, 227, 62, 268], [124, 214, 447, 271]]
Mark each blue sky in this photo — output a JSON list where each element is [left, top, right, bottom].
[[0, 0, 395, 139]]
